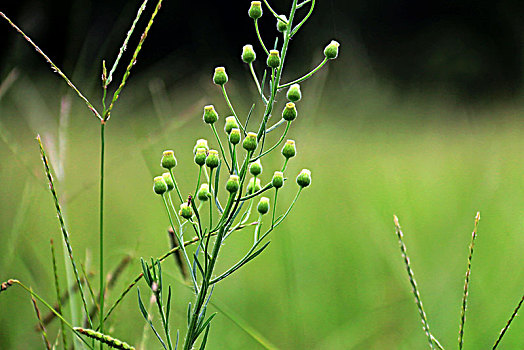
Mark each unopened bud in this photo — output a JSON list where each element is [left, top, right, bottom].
[[248, 1, 262, 19], [193, 139, 209, 154], [226, 175, 240, 193], [162, 172, 175, 191], [267, 50, 281, 69], [203, 105, 218, 124], [194, 148, 207, 166], [206, 150, 219, 169], [324, 40, 340, 60], [224, 116, 239, 134], [272, 171, 284, 189], [287, 84, 302, 102], [179, 203, 193, 219], [153, 176, 168, 195], [243, 132, 258, 151], [282, 102, 297, 121], [296, 169, 311, 188], [229, 128, 241, 145], [197, 184, 211, 201], [257, 197, 270, 215], [281, 140, 296, 159], [276, 15, 288, 32], [213, 67, 228, 86], [249, 159, 263, 176], [161, 150, 177, 169], [242, 44, 256, 64], [247, 177, 262, 194]]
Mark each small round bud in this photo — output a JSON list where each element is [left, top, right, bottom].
[[282, 102, 297, 121], [248, 1, 262, 19], [296, 169, 312, 188], [267, 50, 281, 69], [324, 40, 340, 60], [226, 175, 240, 193], [213, 67, 228, 86], [203, 105, 219, 124], [229, 128, 241, 145], [153, 176, 168, 195], [272, 171, 284, 189], [206, 150, 219, 169], [281, 140, 296, 159], [162, 172, 175, 191], [276, 15, 288, 32], [193, 139, 209, 154], [224, 116, 239, 134], [179, 203, 193, 219], [287, 84, 302, 102], [247, 177, 262, 194], [249, 159, 263, 176], [243, 132, 258, 151], [242, 44, 256, 64], [161, 150, 177, 169], [194, 148, 207, 166], [257, 197, 270, 215], [197, 183, 211, 201]]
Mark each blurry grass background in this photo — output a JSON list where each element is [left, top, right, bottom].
[[1, 0, 524, 349]]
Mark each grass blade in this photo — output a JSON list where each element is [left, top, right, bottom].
[[492, 294, 524, 349]]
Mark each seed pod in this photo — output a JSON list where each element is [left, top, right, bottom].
[[249, 1, 262, 19], [243, 132, 258, 151], [224, 116, 239, 134], [287, 84, 302, 102], [242, 44, 256, 64], [229, 128, 241, 145], [179, 203, 193, 219], [226, 175, 240, 193], [203, 105, 219, 124], [247, 177, 262, 195], [213, 67, 228, 86], [272, 171, 284, 189], [153, 176, 168, 195], [257, 197, 270, 215], [194, 148, 207, 166], [249, 159, 263, 176], [281, 140, 296, 159], [73, 327, 135, 350], [267, 50, 281, 69], [162, 172, 175, 191], [161, 150, 177, 169], [197, 184, 211, 201], [282, 102, 297, 121], [276, 15, 288, 32], [206, 150, 220, 169], [324, 40, 340, 60], [296, 169, 312, 188], [193, 139, 209, 154]]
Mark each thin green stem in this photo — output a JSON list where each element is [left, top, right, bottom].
[[252, 121, 290, 162], [266, 118, 286, 133], [210, 124, 232, 173], [290, 0, 315, 36], [221, 86, 245, 134], [99, 122, 105, 346], [282, 158, 289, 172], [262, 0, 289, 23], [249, 63, 267, 104], [254, 19, 269, 56], [278, 57, 327, 89], [271, 189, 278, 228], [169, 169, 184, 204], [493, 294, 524, 349], [194, 166, 202, 197], [50, 240, 68, 350]]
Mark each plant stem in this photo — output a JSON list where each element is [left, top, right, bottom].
[[99, 121, 106, 349], [254, 19, 269, 56], [278, 57, 327, 89]]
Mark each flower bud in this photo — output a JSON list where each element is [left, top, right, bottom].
[[213, 67, 228, 86], [226, 175, 240, 193], [281, 140, 296, 159], [248, 1, 262, 19], [267, 50, 281, 69], [276, 15, 288, 32], [153, 176, 168, 195], [224, 116, 239, 134], [296, 169, 311, 188], [197, 183, 211, 201], [229, 128, 241, 145], [203, 105, 218, 124], [272, 171, 284, 189], [179, 203, 193, 219], [206, 150, 219, 169], [242, 44, 256, 64], [193, 139, 209, 154], [194, 148, 207, 166], [161, 150, 177, 169], [257, 197, 270, 215], [286, 84, 302, 102], [324, 40, 340, 60], [282, 102, 297, 121], [162, 172, 175, 191], [243, 132, 258, 151], [247, 177, 262, 194], [249, 159, 263, 176]]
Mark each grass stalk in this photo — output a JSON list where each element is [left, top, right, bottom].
[[31, 289, 52, 350], [50, 239, 69, 350], [99, 121, 106, 344], [492, 294, 524, 349]]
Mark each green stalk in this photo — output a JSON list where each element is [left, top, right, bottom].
[[221, 86, 245, 134], [50, 240, 69, 349], [278, 57, 327, 89], [254, 19, 269, 56], [99, 121, 106, 348], [251, 121, 290, 162]]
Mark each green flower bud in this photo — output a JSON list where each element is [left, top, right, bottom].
[[287, 83, 302, 102], [281, 140, 296, 159], [153, 176, 168, 195], [257, 197, 270, 215], [161, 150, 177, 169], [179, 203, 193, 219], [162, 172, 175, 191], [243, 132, 258, 151], [282, 102, 297, 121], [206, 150, 219, 169], [194, 148, 207, 166], [276, 15, 288, 32], [324, 40, 340, 60], [272, 171, 284, 189], [203, 105, 219, 124], [193, 139, 209, 154], [226, 175, 240, 193], [213, 67, 228, 86], [224, 116, 239, 134], [267, 50, 281, 69], [197, 183, 211, 201], [249, 159, 263, 176], [242, 44, 256, 64], [247, 177, 262, 195], [296, 169, 312, 188], [229, 128, 241, 145], [248, 1, 262, 19]]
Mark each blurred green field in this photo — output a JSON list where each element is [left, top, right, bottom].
[[0, 69, 523, 350]]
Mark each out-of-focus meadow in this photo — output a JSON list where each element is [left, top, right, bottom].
[[1, 1, 524, 349]]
